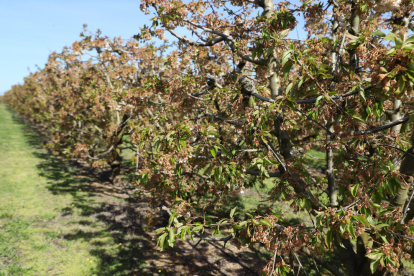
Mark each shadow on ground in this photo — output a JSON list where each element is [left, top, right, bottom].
[[9, 109, 265, 276]]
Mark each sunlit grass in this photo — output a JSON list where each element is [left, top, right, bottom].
[[0, 104, 126, 275]]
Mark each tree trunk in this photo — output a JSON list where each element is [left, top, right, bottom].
[[390, 100, 402, 133], [109, 147, 123, 185], [109, 113, 129, 185]]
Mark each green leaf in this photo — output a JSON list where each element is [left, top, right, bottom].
[[192, 225, 203, 233], [395, 35, 403, 49], [286, 100, 295, 111], [248, 96, 256, 108], [406, 70, 414, 81], [348, 224, 356, 239], [352, 114, 364, 122], [230, 207, 237, 218], [353, 215, 370, 227], [181, 226, 187, 241], [359, 86, 366, 102], [351, 184, 359, 197], [370, 259, 381, 274], [383, 32, 396, 42], [325, 229, 332, 249], [168, 213, 175, 227], [155, 227, 166, 234], [210, 147, 217, 158], [366, 105, 372, 117], [282, 50, 292, 67], [315, 95, 323, 106], [157, 232, 168, 251], [187, 226, 193, 241], [386, 256, 397, 267], [285, 83, 294, 95], [367, 251, 383, 261], [403, 35, 414, 47], [283, 62, 293, 80], [373, 103, 380, 118], [385, 48, 396, 56], [371, 31, 386, 37], [374, 223, 389, 231], [279, 29, 290, 39], [395, 77, 406, 94], [265, 46, 275, 58], [360, 3, 368, 12], [379, 233, 388, 243], [180, 139, 187, 148], [220, 144, 231, 157], [335, 230, 345, 248], [259, 219, 273, 228], [168, 228, 175, 247], [298, 76, 305, 88]]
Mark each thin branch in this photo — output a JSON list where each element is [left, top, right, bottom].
[[186, 92, 208, 101], [391, 232, 414, 241], [295, 107, 332, 135], [352, 116, 411, 135], [294, 252, 309, 276], [310, 254, 320, 273], [203, 112, 241, 125], [263, 140, 287, 172], [86, 145, 114, 160], [271, 240, 279, 275], [377, 144, 414, 158], [194, 232, 232, 242], [136, 147, 140, 173], [249, 85, 372, 104], [182, 19, 268, 65], [167, 27, 226, 47], [402, 186, 414, 224]]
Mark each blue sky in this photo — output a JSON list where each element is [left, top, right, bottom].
[[0, 0, 306, 95], [0, 0, 155, 95]]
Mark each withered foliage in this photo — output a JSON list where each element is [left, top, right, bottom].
[[4, 1, 414, 275]]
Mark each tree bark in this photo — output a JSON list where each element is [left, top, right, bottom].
[[109, 113, 129, 184], [327, 122, 337, 206], [328, 15, 339, 207], [110, 147, 123, 184], [262, 0, 281, 98], [390, 100, 402, 133]]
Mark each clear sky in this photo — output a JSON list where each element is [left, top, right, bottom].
[[0, 0, 156, 95], [0, 0, 306, 95]]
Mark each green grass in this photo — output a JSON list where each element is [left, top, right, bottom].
[[0, 104, 143, 276]]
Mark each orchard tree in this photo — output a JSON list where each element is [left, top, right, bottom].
[[5, 28, 172, 183], [135, 0, 414, 275], [4, 0, 414, 275]]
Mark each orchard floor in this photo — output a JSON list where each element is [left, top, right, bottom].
[[0, 104, 275, 276]]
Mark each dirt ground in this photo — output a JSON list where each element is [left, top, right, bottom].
[[65, 161, 266, 276]]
